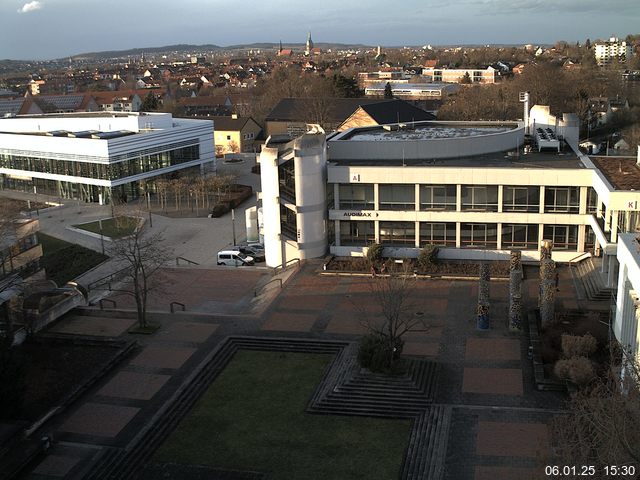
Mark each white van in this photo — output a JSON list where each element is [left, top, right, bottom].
[[217, 250, 255, 267]]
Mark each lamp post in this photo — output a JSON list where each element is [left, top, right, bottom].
[[231, 208, 237, 246], [33, 185, 39, 216], [146, 191, 153, 228]]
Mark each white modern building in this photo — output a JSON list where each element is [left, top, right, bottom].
[[421, 66, 497, 84], [364, 83, 459, 100], [0, 112, 214, 203], [594, 37, 634, 66], [258, 106, 640, 280]]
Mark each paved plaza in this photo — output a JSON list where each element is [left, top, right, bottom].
[[20, 258, 589, 480]]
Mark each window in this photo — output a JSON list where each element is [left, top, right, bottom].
[[460, 223, 498, 248], [379, 184, 415, 210], [380, 222, 415, 246], [419, 222, 456, 246], [543, 225, 578, 250], [502, 186, 539, 212], [339, 221, 374, 246], [502, 224, 539, 250], [420, 185, 456, 210], [338, 184, 374, 209], [278, 159, 296, 203], [544, 186, 579, 213], [461, 185, 498, 211], [280, 204, 297, 241], [587, 187, 598, 214]]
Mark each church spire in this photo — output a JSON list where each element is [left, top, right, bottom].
[[305, 31, 313, 56]]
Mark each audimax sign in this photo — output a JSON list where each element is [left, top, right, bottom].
[[343, 211, 379, 217]]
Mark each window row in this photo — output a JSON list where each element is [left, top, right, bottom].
[[338, 221, 579, 250], [337, 184, 589, 214], [0, 145, 200, 181]]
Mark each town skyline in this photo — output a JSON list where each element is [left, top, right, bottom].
[[1, 0, 638, 60]]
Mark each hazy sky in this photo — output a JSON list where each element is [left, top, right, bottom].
[[1, 0, 638, 60]]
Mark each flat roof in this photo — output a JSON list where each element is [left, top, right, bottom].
[[343, 123, 516, 141], [591, 156, 640, 190], [328, 144, 583, 169]]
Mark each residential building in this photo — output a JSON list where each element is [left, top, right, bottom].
[[208, 115, 262, 154], [594, 37, 633, 66], [0, 112, 215, 203], [337, 100, 435, 131], [93, 91, 143, 112]]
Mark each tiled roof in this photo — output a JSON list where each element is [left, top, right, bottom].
[[266, 98, 388, 123]]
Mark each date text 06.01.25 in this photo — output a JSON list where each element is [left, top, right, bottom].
[[544, 465, 637, 477]]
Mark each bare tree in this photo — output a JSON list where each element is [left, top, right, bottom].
[[107, 220, 171, 329], [356, 265, 430, 371], [552, 344, 640, 474]]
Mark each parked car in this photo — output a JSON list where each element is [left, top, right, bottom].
[[231, 245, 265, 263], [217, 250, 255, 266]]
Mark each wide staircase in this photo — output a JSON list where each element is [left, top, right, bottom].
[[572, 257, 615, 301]]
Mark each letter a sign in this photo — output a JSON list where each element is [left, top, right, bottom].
[[352, 174, 361, 182]]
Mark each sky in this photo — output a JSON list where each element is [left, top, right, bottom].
[[1, 0, 638, 60]]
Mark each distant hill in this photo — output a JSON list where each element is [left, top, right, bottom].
[[68, 42, 373, 61]]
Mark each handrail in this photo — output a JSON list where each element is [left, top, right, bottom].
[[255, 278, 282, 297], [87, 266, 131, 291], [567, 251, 592, 264], [170, 301, 185, 313], [99, 298, 116, 310], [176, 256, 200, 266], [272, 258, 300, 276]]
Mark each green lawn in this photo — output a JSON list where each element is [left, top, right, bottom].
[[155, 350, 411, 480], [73, 216, 138, 238], [38, 233, 108, 285]]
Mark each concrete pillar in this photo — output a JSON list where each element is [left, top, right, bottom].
[[415, 184, 420, 212], [539, 186, 545, 214], [374, 183, 379, 210], [497, 185, 503, 213], [579, 186, 588, 215], [456, 184, 462, 212]]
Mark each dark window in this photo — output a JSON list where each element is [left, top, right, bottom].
[[338, 184, 374, 209], [544, 186, 579, 214], [543, 225, 578, 250], [461, 185, 498, 211], [502, 186, 540, 212], [501, 224, 539, 250], [339, 221, 374, 246], [420, 185, 456, 210], [419, 222, 456, 246], [379, 184, 415, 210], [380, 221, 415, 246], [460, 223, 498, 248]]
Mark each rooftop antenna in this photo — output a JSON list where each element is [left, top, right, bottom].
[[519, 91, 530, 135]]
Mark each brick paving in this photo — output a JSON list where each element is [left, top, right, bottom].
[[23, 261, 579, 480], [59, 403, 140, 438], [97, 372, 171, 401], [462, 368, 523, 396]]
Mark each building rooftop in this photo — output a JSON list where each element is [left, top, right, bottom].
[[328, 144, 583, 169], [342, 123, 515, 141], [591, 156, 640, 190]]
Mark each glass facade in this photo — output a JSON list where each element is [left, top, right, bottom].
[[278, 159, 296, 203], [280, 204, 297, 240], [0, 144, 199, 182]]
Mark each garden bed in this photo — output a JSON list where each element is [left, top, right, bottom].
[[325, 256, 510, 278], [529, 309, 610, 391]]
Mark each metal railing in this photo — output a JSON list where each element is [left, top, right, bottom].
[[170, 301, 186, 313], [272, 258, 300, 276], [99, 298, 117, 310], [254, 278, 283, 297], [176, 256, 200, 266], [87, 266, 130, 291]]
